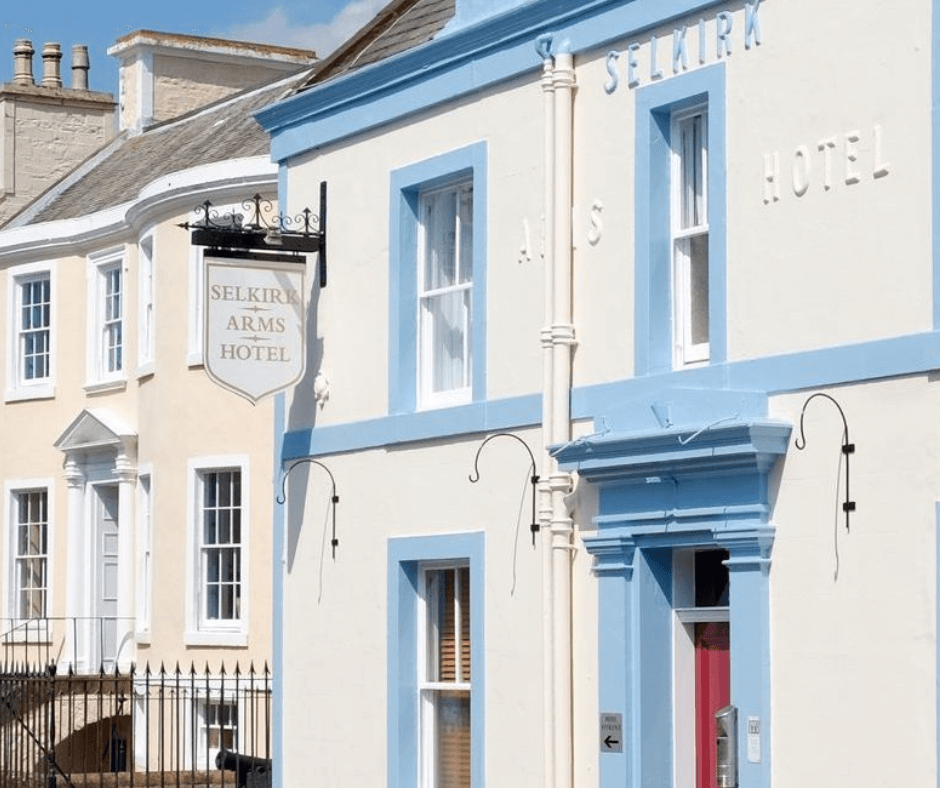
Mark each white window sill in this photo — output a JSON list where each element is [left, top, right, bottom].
[[418, 388, 472, 411], [5, 383, 55, 402], [135, 629, 151, 645], [184, 629, 248, 648], [84, 377, 127, 395], [136, 361, 155, 379], [187, 352, 204, 368]]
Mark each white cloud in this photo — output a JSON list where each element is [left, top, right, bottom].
[[216, 1, 389, 57]]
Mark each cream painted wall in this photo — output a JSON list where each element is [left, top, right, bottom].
[[285, 76, 545, 426], [769, 376, 937, 786], [151, 54, 292, 123], [278, 427, 546, 788], [277, 2, 937, 787], [729, 0, 931, 358], [0, 201, 274, 669]]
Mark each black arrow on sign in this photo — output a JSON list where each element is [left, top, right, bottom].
[[603, 735, 620, 749]]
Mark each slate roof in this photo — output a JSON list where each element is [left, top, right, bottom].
[[302, 0, 455, 86], [12, 73, 308, 226], [8, 0, 456, 227]]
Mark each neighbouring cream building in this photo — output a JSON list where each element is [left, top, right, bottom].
[[256, 0, 939, 787], [0, 32, 315, 680]]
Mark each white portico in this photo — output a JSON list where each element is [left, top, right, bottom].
[[54, 408, 137, 671]]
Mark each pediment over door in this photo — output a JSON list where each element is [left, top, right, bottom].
[[54, 408, 137, 457]]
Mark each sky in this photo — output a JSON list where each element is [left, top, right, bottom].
[[0, 0, 389, 97]]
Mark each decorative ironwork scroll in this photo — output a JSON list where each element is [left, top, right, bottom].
[[278, 459, 340, 557], [179, 181, 328, 286], [795, 392, 856, 532], [469, 433, 540, 545]]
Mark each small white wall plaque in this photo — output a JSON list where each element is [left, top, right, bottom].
[[600, 712, 623, 753], [747, 715, 761, 763]]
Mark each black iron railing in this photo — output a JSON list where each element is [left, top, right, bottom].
[[0, 661, 271, 788]]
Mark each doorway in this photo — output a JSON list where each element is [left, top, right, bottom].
[[95, 485, 119, 669]]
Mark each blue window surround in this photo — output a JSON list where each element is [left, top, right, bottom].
[[634, 63, 727, 376], [556, 419, 783, 788], [388, 532, 485, 788], [389, 142, 488, 415]]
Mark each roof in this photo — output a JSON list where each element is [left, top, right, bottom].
[[9, 72, 308, 227], [302, 0, 455, 86], [109, 30, 317, 65]]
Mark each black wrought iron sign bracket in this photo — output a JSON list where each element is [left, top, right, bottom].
[[795, 392, 856, 531], [178, 181, 328, 286], [469, 433, 540, 545], [278, 458, 340, 557]]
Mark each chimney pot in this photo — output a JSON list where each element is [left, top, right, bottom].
[[13, 39, 34, 85], [71, 45, 89, 90], [41, 42, 62, 88]]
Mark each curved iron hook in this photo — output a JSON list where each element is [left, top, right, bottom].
[[278, 459, 340, 557], [794, 392, 855, 531], [469, 433, 540, 545]]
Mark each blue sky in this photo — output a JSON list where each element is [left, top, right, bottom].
[[0, 1, 388, 96]]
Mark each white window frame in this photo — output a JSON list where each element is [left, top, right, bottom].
[[137, 233, 156, 376], [196, 694, 240, 768], [185, 455, 249, 647], [671, 105, 710, 367], [417, 561, 471, 788], [135, 469, 153, 642], [3, 480, 54, 643], [188, 244, 206, 366], [86, 247, 127, 392], [6, 261, 55, 402], [133, 679, 247, 771], [417, 180, 474, 410]]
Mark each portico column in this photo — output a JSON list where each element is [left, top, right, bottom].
[[114, 443, 137, 670], [62, 456, 85, 670]]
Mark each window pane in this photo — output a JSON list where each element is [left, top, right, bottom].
[[457, 186, 473, 286], [424, 289, 471, 394], [14, 490, 47, 619], [679, 113, 706, 230], [432, 690, 471, 788], [19, 276, 51, 382], [423, 189, 458, 291], [695, 550, 729, 607], [200, 470, 242, 622], [688, 234, 709, 346]]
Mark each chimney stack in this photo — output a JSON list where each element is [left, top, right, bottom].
[[13, 39, 34, 85], [71, 45, 89, 90], [41, 42, 62, 88]]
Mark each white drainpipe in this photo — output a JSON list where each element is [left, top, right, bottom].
[[536, 32, 557, 788], [551, 45, 576, 788]]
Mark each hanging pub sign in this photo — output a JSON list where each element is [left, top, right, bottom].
[[178, 184, 327, 403], [204, 253, 306, 403]]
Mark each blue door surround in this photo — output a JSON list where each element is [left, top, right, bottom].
[[555, 389, 787, 788]]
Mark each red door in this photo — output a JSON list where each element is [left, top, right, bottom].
[[695, 622, 730, 788]]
